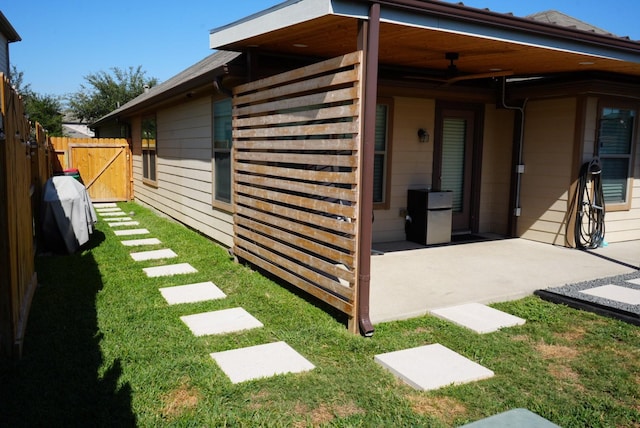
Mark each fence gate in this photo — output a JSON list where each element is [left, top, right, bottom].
[[50, 137, 132, 202]]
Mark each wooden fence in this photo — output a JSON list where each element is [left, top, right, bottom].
[[50, 137, 132, 202], [232, 52, 363, 332], [0, 73, 52, 358]]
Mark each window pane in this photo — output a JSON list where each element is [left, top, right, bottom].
[[215, 152, 231, 203], [599, 108, 634, 155], [373, 154, 384, 203], [149, 152, 156, 182], [214, 99, 232, 149], [142, 150, 149, 179], [375, 105, 387, 151], [601, 157, 628, 204]]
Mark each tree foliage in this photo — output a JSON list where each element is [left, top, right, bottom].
[[10, 66, 63, 136], [67, 66, 157, 124]]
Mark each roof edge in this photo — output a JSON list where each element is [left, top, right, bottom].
[[0, 12, 21, 42]]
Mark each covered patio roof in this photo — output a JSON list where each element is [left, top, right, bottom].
[[209, 0, 640, 82]]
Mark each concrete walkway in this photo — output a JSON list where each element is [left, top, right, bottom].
[[370, 238, 640, 324]]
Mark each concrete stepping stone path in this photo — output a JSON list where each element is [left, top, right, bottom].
[[93, 202, 117, 208], [121, 238, 162, 247], [210, 341, 315, 384], [160, 281, 226, 305], [95, 207, 123, 213], [374, 343, 494, 391], [105, 217, 133, 222], [108, 221, 140, 227], [579, 284, 640, 305], [99, 211, 128, 217], [114, 228, 150, 236], [130, 249, 177, 261], [431, 303, 526, 334], [143, 263, 197, 277], [181, 307, 263, 336]]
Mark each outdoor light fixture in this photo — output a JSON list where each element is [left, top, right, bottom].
[[418, 128, 429, 143]]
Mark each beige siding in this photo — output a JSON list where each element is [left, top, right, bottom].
[[132, 96, 234, 247], [372, 97, 435, 243], [479, 105, 514, 234], [518, 98, 576, 245]]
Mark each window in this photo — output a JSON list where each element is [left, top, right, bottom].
[[597, 104, 637, 207], [374, 98, 393, 207], [213, 98, 233, 205], [141, 116, 157, 184]]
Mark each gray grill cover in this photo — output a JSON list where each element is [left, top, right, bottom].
[[41, 176, 97, 253]]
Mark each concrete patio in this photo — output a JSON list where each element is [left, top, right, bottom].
[[370, 237, 640, 324]]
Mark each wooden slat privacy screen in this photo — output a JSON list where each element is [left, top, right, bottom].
[[233, 51, 363, 328]]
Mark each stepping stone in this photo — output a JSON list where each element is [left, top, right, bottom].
[[99, 211, 127, 217], [627, 278, 640, 286], [121, 238, 162, 247], [374, 343, 494, 391], [180, 307, 262, 336], [460, 408, 560, 427], [143, 263, 197, 277], [108, 221, 140, 227], [431, 303, 526, 334], [95, 207, 122, 212], [93, 202, 117, 208], [114, 228, 150, 236], [105, 217, 133, 222], [130, 249, 177, 261], [579, 284, 640, 305], [210, 341, 315, 384], [160, 281, 226, 305]]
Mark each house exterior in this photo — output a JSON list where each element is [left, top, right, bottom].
[[93, 0, 640, 335], [0, 11, 21, 76]]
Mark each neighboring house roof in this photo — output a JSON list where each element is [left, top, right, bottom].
[[92, 50, 241, 127], [62, 123, 95, 138], [527, 10, 616, 37], [0, 11, 21, 42]]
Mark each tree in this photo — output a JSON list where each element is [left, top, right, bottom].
[[9, 66, 63, 136], [67, 66, 157, 124]]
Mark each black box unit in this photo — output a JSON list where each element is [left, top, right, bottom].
[[406, 189, 452, 245]]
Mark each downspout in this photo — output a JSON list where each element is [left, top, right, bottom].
[[501, 77, 528, 232], [356, 2, 380, 337]]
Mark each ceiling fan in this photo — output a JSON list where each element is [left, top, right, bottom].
[[404, 52, 514, 85]]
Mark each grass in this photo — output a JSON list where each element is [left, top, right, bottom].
[[1, 201, 639, 427]]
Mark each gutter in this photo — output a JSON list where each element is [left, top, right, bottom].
[[356, 2, 380, 337], [363, 0, 640, 53]]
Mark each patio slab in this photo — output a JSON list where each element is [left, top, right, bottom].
[[210, 341, 315, 384], [431, 303, 526, 334], [143, 263, 197, 277], [130, 249, 177, 261], [370, 238, 639, 324], [121, 238, 162, 247], [374, 343, 494, 391], [160, 281, 226, 305], [579, 284, 640, 305], [114, 228, 150, 236], [181, 307, 263, 336]]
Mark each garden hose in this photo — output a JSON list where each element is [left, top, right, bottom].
[[574, 157, 605, 249]]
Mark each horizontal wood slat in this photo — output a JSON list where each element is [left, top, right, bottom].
[[236, 173, 357, 203], [232, 52, 363, 326], [234, 244, 355, 314]]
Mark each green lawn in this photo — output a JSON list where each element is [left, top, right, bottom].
[[1, 201, 639, 427]]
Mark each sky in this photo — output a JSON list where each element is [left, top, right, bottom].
[[3, 1, 640, 100]]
